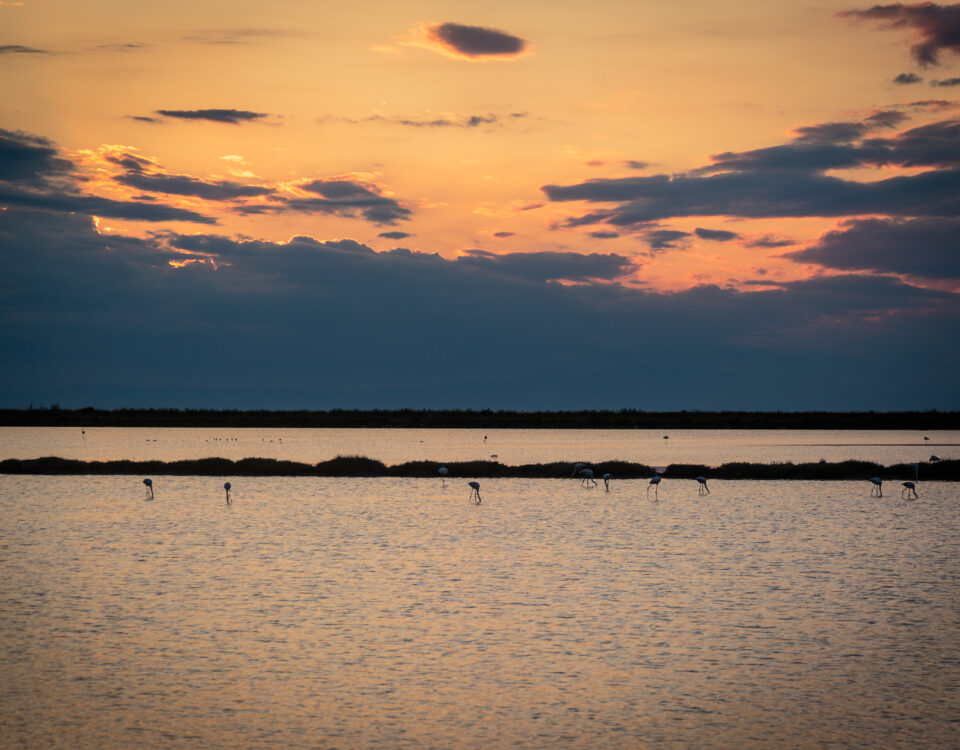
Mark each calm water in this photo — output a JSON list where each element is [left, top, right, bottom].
[[1, 427, 957, 466], [1, 431, 959, 748]]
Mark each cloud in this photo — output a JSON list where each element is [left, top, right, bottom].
[[839, 3, 960, 66], [416, 22, 531, 60], [624, 160, 650, 170], [785, 216, 960, 279], [589, 231, 620, 239], [240, 179, 412, 225], [931, 76, 960, 85], [457, 249, 635, 282], [746, 234, 797, 248], [0, 129, 217, 224], [0, 128, 73, 184], [154, 109, 268, 124], [378, 231, 411, 240], [0, 44, 48, 54], [492, 231, 515, 238], [129, 115, 163, 124], [2, 207, 957, 410], [115, 172, 274, 201], [694, 227, 740, 241], [543, 116, 960, 229], [332, 113, 512, 128], [894, 72, 924, 84], [645, 229, 690, 250]]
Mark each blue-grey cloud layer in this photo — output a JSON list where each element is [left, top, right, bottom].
[[840, 3, 960, 67], [2, 207, 957, 409], [425, 22, 529, 58]]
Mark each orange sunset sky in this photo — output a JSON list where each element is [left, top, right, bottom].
[[2, 1, 959, 408]]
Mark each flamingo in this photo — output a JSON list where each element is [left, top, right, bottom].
[[602, 473, 611, 491], [648, 474, 662, 499], [224, 481, 232, 503], [468, 481, 482, 504], [439, 466, 448, 485], [929, 455, 941, 462], [143, 478, 153, 500], [571, 462, 586, 477], [901, 481, 918, 499], [579, 468, 598, 487], [869, 477, 883, 497], [696, 476, 710, 495]]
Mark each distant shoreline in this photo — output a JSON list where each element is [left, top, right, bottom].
[[2, 408, 958, 430], [2, 456, 956, 480]]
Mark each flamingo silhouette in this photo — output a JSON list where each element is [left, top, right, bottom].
[[143, 478, 153, 500], [869, 477, 883, 497], [901, 481, 918, 499], [696, 476, 710, 495], [224, 481, 232, 504], [468, 481, 482, 504], [439, 466, 448, 485], [579, 468, 598, 487], [648, 474, 662, 499], [571, 462, 586, 478], [602, 473, 611, 491]]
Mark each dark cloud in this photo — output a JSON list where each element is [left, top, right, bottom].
[[931, 76, 960, 85], [746, 235, 797, 248], [589, 231, 620, 239], [694, 227, 740, 241], [0, 129, 216, 224], [378, 231, 411, 240], [0, 128, 72, 184], [894, 72, 924, 84], [129, 115, 163, 124], [793, 121, 872, 143], [0, 45, 49, 55], [545, 168, 960, 226], [645, 229, 690, 251], [493, 231, 515, 238], [154, 109, 268, 124], [624, 160, 650, 170], [115, 172, 274, 201], [3, 208, 957, 409], [424, 22, 529, 58], [785, 216, 960, 279], [240, 179, 412, 225], [457, 249, 634, 283], [839, 3, 960, 67]]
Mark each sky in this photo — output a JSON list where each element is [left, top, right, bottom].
[[1, 0, 959, 410]]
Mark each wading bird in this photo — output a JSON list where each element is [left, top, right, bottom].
[[930, 455, 941, 463], [869, 477, 883, 497], [648, 474, 662, 499], [580, 468, 597, 487], [901, 481, 918, 499], [439, 466, 448, 485], [143, 478, 153, 500], [468, 481, 482, 504], [224, 482, 231, 503], [571, 462, 586, 477], [696, 476, 710, 495], [603, 473, 611, 491]]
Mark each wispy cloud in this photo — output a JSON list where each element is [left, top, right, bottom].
[[153, 109, 268, 124], [0, 44, 48, 54]]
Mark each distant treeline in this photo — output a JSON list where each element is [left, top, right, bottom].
[[2, 407, 959, 429], [2, 456, 957, 481]]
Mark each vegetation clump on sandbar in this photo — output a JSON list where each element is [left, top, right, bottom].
[[1, 456, 957, 480]]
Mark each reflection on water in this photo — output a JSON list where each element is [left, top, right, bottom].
[[1, 475, 958, 748], [1, 427, 957, 466]]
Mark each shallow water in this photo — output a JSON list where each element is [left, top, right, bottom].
[[1, 427, 956, 466], [1, 474, 958, 748]]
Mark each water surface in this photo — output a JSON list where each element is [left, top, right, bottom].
[[2, 474, 958, 748]]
